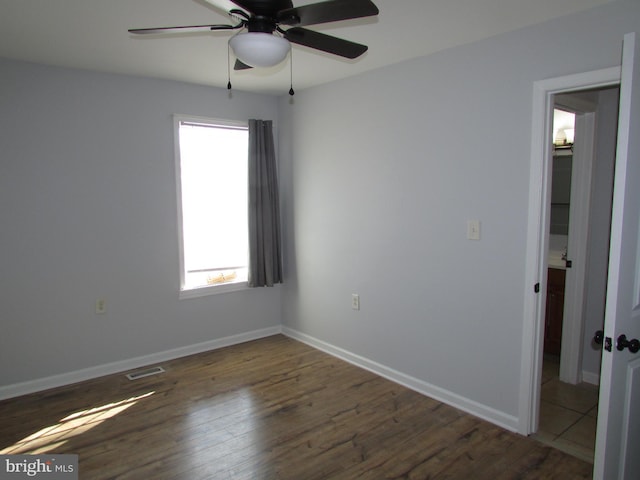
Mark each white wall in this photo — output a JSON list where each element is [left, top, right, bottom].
[[2, 0, 638, 431], [278, 0, 640, 426], [0, 59, 282, 389]]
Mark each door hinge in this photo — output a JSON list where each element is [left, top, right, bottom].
[[534, 283, 540, 293]]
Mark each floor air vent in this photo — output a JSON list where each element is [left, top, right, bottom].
[[125, 366, 165, 380]]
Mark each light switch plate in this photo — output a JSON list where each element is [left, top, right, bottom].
[[467, 220, 481, 240]]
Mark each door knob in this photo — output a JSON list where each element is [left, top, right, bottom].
[[593, 330, 604, 345], [616, 334, 640, 353]]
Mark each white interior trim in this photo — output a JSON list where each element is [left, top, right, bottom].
[[560, 111, 596, 385], [4, 320, 521, 434], [519, 66, 621, 435], [0, 326, 282, 401]]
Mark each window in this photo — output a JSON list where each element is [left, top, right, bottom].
[[174, 116, 249, 297]]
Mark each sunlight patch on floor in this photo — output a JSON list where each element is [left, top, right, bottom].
[[1, 391, 154, 454]]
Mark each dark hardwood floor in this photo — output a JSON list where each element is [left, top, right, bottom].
[[0, 335, 592, 479]]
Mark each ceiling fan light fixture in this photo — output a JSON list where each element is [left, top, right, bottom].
[[229, 32, 290, 68]]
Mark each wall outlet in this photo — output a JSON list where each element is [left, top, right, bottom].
[[95, 298, 106, 314], [351, 294, 360, 311]]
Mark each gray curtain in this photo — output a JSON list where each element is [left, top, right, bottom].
[[248, 119, 283, 287]]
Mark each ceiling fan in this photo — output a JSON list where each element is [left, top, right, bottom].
[[129, 0, 379, 71]]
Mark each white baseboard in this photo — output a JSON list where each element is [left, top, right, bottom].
[[282, 326, 520, 433], [0, 326, 282, 401], [2, 324, 522, 434], [582, 370, 600, 386]]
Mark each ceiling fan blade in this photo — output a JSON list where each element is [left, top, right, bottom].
[[128, 24, 238, 35], [234, 59, 253, 70], [278, 0, 378, 27], [285, 27, 367, 59]]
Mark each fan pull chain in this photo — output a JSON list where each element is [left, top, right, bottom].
[[289, 48, 295, 96], [227, 43, 232, 91]]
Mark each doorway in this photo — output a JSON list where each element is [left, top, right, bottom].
[[519, 66, 621, 455], [533, 88, 619, 461], [551, 91, 619, 387]]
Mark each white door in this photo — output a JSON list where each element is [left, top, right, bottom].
[[593, 32, 640, 480]]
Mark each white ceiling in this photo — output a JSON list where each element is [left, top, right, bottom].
[[0, 0, 613, 95]]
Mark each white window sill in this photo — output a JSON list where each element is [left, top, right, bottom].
[[179, 281, 249, 299]]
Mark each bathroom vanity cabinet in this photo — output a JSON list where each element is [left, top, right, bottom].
[[544, 267, 566, 355]]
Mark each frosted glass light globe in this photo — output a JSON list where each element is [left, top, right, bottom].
[[229, 33, 290, 68]]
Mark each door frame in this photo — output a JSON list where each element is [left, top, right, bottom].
[[518, 66, 621, 435], [554, 103, 597, 385]]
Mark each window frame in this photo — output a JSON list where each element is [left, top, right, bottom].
[[173, 114, 250, 299]]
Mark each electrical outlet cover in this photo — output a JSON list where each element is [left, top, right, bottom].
[[351, 294, 360, 310]]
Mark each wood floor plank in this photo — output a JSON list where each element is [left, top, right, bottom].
[[0, 335, 593, 479]]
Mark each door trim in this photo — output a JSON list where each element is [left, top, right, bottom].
[[560, 110, 596, 385], [518, 67, 621, 435]]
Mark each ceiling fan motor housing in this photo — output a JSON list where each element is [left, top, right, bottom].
[[246, 16, 278, 33], [241, 0, 294, 16]]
